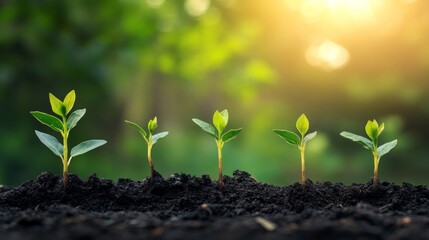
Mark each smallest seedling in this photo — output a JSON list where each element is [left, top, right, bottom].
[[273, 114, 317, 186], [125, 117, 169, 178], [340, 119, 397, 186]]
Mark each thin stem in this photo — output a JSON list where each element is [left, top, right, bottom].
[[62, 116, 69, 187], [300, 147, 305, 186], [63, 169, 68, 187], [373, 152, 380, 186], [299, 133, 306, 186], [216, 140, 223, 189], [148, 143, 155, 178]]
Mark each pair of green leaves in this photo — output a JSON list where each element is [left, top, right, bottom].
[[31, 91, 79, 133], [340, 119, 397, 158], [125, 117, 169, 145], [49, 91, 75, 118], [31, 90, 106, 163], [192, 109, 242, 143], [31, 91, 79, 134], [273, 114, 317, 148], [31, 109, 86, 135], [34, 131, 106, 160]]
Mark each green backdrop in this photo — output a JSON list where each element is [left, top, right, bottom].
[[1, 0, 428, 186]]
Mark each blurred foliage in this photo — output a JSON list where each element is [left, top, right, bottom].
[[0, 0, 428, 186]]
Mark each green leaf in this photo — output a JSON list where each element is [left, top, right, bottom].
[[378, 123, 385, 136], [125, 120, 148, 140], [365, 120, 379, 142], [377, 140, 397, 158], [273, 129, 300, 146], [70, 140, 107, 158], [222, 128, 242, 143], [31, 111, 63, 133], [213, 110, 226, 134], [67, 109, 86, 131], [220, 109, 229, 126], [152, 131, 169, 144], [340, 131, 374, 150], [148, 117, 158, 134], [35, 130, 63, 158], [303, 131, 317, 145], [63, 90, 76, 115], [49, 93, 66, 117], [296, 114, 309, 136], [192, 118, 217, 138]]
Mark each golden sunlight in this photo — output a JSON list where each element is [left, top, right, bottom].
[[305, 40, 350, 71], [288, 0, 408, 70], [298, 0, 378, 24], [325, 0, 371, 11]]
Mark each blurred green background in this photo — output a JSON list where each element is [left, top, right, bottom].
[[1, 0, 428, 186]]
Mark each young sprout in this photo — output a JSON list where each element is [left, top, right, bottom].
[[273, 114, 317, 186], [125, 117, 169, 178], [30, 90, 107, 187], [340, 119, 397, 186], [192, 109, 242, 189]]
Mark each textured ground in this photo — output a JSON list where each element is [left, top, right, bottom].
[[0, 171, 428, 240]]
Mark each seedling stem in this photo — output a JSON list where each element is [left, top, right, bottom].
[[373, 152, 380, 185], [148, 139, 155, 177], [62, 117, 69, 186], [300, 147, 305, 185], [216, 140, 224, 187]]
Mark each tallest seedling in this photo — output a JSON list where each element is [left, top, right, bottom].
[[193, 110, 242, 189], [31, 90, 107, 187]]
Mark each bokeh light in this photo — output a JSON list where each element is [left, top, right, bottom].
[[146, 0, 165, 8], [305, 40, 350, 71], [185, 0, 211, 17]]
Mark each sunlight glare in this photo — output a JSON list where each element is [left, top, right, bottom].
[[326, 0, 370, 11], [300, 0, 325, 23], [305, 40, 350, 71], [298, 0, 377, 24]]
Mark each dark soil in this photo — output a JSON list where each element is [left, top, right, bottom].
[[0, 171, 428, 240]]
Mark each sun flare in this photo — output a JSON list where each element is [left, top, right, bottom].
[[289, 0, 402, 71], [297, 0, 380, 25], [305, 40, 350, 71]]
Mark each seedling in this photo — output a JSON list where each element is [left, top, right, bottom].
[[340, 119, 397, 186], [31, 90, 107, 187], [125, 117, 169, 178], [273, 114, 317, 186], [192, 109, 242, 189]]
